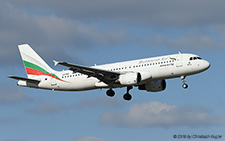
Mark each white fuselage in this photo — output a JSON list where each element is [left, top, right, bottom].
[[21, 53, 210, 91]]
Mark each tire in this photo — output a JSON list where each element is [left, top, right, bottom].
[[106, 89, 115, 97], [182, 83, 188, 89], [123, 93, 132, 101]]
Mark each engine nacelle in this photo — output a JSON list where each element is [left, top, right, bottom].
[[138, 80, 166, 92], [119, 72, 141, 85], [138, 71, 152, 83]]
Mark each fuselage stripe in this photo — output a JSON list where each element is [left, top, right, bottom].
[[23, 61, 66, 82]]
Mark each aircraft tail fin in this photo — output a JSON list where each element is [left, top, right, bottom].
[[18, 44, 55, 79]]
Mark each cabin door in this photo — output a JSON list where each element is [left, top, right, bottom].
[[176, 54, 183, 67]]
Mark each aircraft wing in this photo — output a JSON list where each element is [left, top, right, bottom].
[[54, 61, 120, 84]]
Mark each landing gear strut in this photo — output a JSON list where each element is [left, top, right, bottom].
[[181, 76, 188, 89], [123, 86, 133, 101]]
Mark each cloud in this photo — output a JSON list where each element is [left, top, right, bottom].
[[5, 0, 225, 28], [1, 0, 224, 68], [27, 96, 124, 115], [0, 139, 27, 141], [0, 1, 128, 66], [27, 102, 65, 115], [1, 0, 225, 68], [73, 97, 124, 109], [100, 101, 225, 128], [144, 33, 220, 50], [74, 136, 109, 141], [0, 83, 32, 104], [0, 117, 18, 125]]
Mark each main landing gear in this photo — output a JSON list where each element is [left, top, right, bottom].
[[106, 86, 133, 101], [106, 88, 115, 97], [181, 76, 188, 89], [123, 86, 133, 101]]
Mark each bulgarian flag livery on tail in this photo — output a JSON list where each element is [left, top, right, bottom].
[[19, 44, 64, 82], [23, 60, 63, 81]]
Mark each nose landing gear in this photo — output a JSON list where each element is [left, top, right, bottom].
[[181, 76, 188, 89], [182, 83, 188, 89]]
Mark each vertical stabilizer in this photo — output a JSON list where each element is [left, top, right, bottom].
[[18, 44, 54, 79]]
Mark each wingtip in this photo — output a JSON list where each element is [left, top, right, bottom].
[[53, 60, 59, 66], [8, 76, 13, 78]]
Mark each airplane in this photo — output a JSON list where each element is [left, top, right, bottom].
[[9, 44, 210, 101]]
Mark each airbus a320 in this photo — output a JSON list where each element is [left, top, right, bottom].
[[9, 44, 210, 101]]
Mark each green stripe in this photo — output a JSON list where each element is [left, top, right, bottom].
[[24, 60, 48, 74], [23, 60, 61, 80], [170, 57, 176, 60]]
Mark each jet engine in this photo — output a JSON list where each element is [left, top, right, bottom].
[[119, 72, 141, 85], [138, 80, 166, 92]]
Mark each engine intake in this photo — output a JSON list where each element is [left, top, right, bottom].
[[138, 80, 166, 92]]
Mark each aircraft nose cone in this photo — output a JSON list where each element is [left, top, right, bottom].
[[203, 60, 210, 70]]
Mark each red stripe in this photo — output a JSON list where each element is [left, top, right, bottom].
[[26, 67, 45, 75], [25, 68, 63, 82]]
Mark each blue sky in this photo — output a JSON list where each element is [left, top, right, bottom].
[[0, 0, 225, 141]]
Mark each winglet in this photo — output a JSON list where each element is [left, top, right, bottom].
[[53, 60, 59, 66]]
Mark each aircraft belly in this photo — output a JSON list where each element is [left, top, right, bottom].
[[68, 78, 97, 91]]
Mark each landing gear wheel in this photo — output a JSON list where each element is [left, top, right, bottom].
[[106, 89, 115, 97], [182, 83, 188, 89], [181, 76, 188, 89], [123, 93, 132, 101], [122, 86, 133, 101]]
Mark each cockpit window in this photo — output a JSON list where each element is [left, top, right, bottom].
[[189, 56, 202, 61]]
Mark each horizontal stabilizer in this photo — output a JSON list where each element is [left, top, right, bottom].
[[8, 76, 40, 83]]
